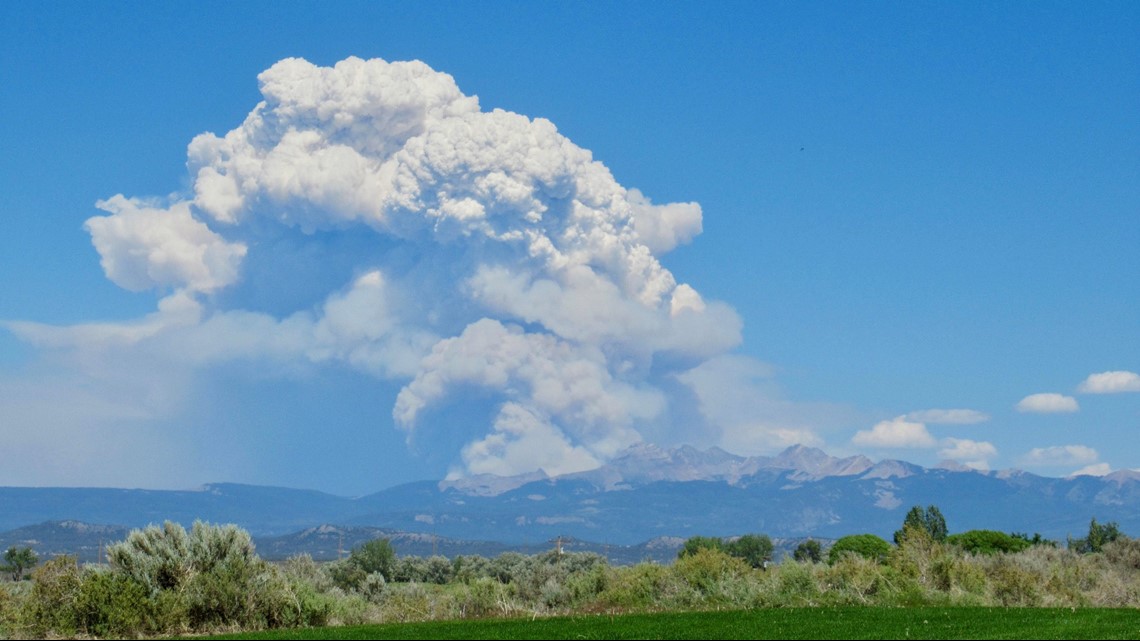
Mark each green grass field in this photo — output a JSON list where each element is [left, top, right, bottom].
[[200, 607, 1140, 640]]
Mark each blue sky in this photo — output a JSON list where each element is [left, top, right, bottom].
[[1, 2, 1136, 494]]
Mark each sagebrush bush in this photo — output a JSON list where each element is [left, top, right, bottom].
[[451, 555, 493, 584], [73, 568, 155, 638], [599, 562, 679, 608], [673, 548, 749, 595], [986, 556, 1042, 606], [565, 563, 608, 605], [280, 554, 336, 592], [770, 561, 820, 606], [0, 583, 11, 629], [1104, 537, 1140, 571], [820, 553, 882, 604], [21, 556, 84, 637], [457, 576, 518, 617], [378, 582, 432, 622], [360, 572, 387, 603]]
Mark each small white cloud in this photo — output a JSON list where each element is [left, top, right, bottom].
[[905, 409, 990, 425], [1070, 462, 1112, 477], [1078, 371, 1140, 394], [1020, 444, 1099, 467], [852, 417, 936, 449], [1016, 393, 1079, 414], [937, 437, 997, 470]]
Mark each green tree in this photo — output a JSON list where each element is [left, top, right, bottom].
[[946, 530, 1032, 555], [677, 536, 725, 560], [1011, 532, 1056, 548], [793, 539, 822, 563], [349, 537, 396, 580], [724, 534, 774, 568], [1069, 518, 1123, 553], [828, 534, 891, 564], [894, 505, 948, 545], [3, 545, 38, 581]]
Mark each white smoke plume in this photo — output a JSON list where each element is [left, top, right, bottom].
[[9, 56, 803, 478]]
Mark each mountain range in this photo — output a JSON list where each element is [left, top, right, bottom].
[[3, 445, 1138, 550]]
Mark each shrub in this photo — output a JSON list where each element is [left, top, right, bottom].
[[0, 582, 14, 630], [379, 582, 432, 622], [74, 569, 155, 638], [458, 576, 518, 617], [22, 556, 83, 637], [1014, 545, 1094, 606], [360, 572, 387, 603], [423, 555, 454, 585], [565, 563, 608, 604], [766, 558, 820, 602], [329, 559, 367, 591], [391, 556, 428, 583], [182, 554, 266, 627], [820, 553, 883, 604], [488, 552, 528, 584], [392, 554, 453, 583], [322, 590, 373, 627], [107, 521, 192, 593], [987, 557, 1042, 606], [673, 547, 749, 595], [600, 562, 680, 608], [451, 555, 492, 584], [1103, 537, 1140, 571], [280, 554, 336, 592], [828, 534, 891, 564], [103, 521, 309, 632]]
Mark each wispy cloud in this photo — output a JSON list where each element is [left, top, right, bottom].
[[1070, 462, 1112, 477], [1019, 444, 1098, 467], [1016, 393, 1079, 414], [905, 408, 989, 425]]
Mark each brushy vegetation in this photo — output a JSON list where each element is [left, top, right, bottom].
[[1, 516, 1139, 638]]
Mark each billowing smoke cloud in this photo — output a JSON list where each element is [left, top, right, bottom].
[[8, 56, 812, 479]]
